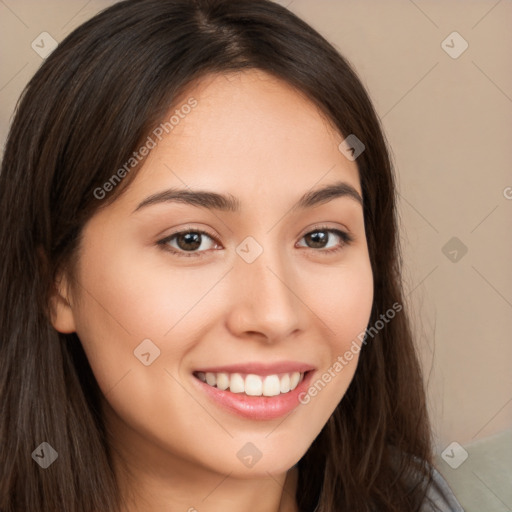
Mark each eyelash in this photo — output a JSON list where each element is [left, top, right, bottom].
[[157, 225, 354, 259]]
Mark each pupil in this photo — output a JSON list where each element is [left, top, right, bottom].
[[178, 232, 201, 250], [308, 231, 327, 248]]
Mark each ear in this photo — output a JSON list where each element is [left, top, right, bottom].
[[49, 270, 77, 334]]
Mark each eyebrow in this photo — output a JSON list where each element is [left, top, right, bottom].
[[132, 180, 363, 214]]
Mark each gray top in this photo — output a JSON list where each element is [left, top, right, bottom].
[[304, 462, 465, 511], [421, 466, 465, 511]]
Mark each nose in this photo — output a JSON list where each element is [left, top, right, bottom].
[[224, 243, 306, 343]]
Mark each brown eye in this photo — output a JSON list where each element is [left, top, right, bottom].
[[297, 227, 353, 254], [304, 230, 329, 249], [158, 229, 219, 258], [175, 232, 202, 251]]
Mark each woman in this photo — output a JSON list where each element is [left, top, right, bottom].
[[0, 0, 464, 511]]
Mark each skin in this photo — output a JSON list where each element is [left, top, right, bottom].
[[50, 69, 374, 512]]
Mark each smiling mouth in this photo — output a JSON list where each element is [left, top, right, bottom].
[[193, 371, 308, 397]]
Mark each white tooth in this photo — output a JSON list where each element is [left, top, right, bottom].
[[290, 372, 301, 390], [245, 374, 263, 396], [263, 375, 281, 397], [279, 373, 291, 393], [196, 372, 206, 383], [230, 373, 245, 393], [205, 372, 217, 387], [216, 372, 230, 390]]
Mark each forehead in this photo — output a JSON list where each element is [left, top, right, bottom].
[[117, 69, 362, 212]]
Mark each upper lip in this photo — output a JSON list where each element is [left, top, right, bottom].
[[193, 361, 316, 376]]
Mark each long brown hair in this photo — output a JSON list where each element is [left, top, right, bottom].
[[0, 0, 437, 510]]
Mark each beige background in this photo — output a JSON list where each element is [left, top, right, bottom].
[[1, 0, 511, 485]]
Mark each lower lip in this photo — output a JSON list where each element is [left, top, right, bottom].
[[192, 371, 314, 420]]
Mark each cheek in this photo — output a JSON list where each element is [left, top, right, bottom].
[[70, 241, 234, 405], [298, 254, 373, 408], [73, 239, 217, 342], [69, 253, 208, 457], [311, 253, 374, 349]]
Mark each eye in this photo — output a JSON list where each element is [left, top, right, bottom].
[[297, 226, 353, 255], [157, 229, 220, 258], [157, 225, 354, 258]]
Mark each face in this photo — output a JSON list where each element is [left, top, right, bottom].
[[51, 69, 373, 481]]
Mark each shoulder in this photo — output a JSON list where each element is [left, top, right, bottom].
[[420, 466, 465, 512]]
